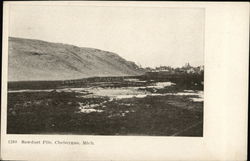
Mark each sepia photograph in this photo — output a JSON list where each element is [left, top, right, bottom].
[[1, 2, 248, 161], [7, 5, 204, 136]]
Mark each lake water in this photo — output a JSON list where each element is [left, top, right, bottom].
[[8, 81, 203, 113]]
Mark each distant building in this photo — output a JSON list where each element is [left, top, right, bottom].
[[186, 68, 195, 74], [144, 63, 203, 75]]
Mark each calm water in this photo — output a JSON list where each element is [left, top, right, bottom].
[[8, 81, 203, 113]]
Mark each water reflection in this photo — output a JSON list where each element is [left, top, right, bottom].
[[8, 81, 203, 113]]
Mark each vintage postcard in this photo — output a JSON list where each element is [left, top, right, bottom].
[[1, 1, 248, 161]]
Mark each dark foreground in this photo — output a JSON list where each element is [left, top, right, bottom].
[[7, 74, 203, 136]]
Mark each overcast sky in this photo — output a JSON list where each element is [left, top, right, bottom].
[[9, 4, 204, 67]]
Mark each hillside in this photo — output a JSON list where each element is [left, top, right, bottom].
[[8, 37, 145, 81]]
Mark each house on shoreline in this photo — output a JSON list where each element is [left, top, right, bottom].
[[145, 63, 204, 75]]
